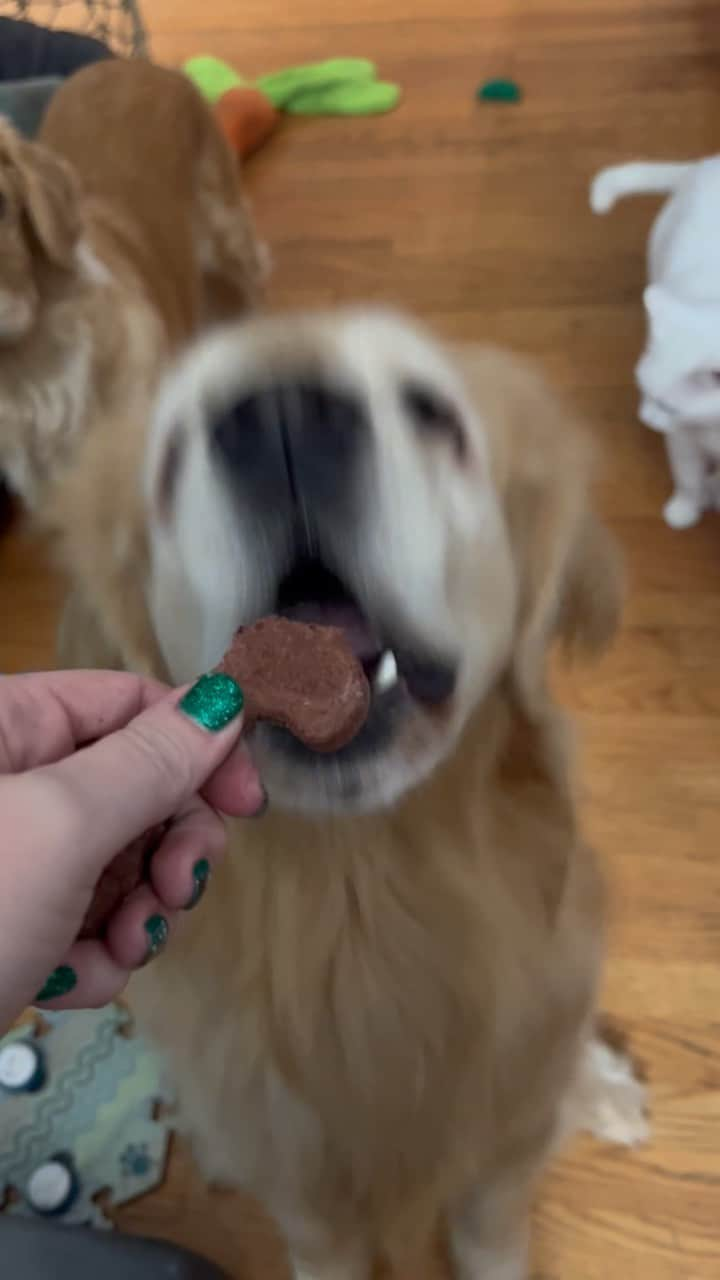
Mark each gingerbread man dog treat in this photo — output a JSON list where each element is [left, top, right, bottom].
[[80, 618, 369, 937], [217, 616, 369, 751]]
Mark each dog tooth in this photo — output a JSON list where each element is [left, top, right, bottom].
[[374, 649, 398, 692]]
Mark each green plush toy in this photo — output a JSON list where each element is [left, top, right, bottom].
[[184, 54, 400, 117]]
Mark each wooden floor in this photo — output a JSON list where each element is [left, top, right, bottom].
[[2, 0, 720, 1275]]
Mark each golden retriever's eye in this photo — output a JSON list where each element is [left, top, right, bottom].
[[401, 383, 465, 458]]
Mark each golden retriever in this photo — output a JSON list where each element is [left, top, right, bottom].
[[43, 308, 648, 1278], [0, 58, 265, 510]]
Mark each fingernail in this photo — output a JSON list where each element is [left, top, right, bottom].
[[185, 858, 211, 910], [179, 672, 244, 732], [143, 914, 169, 962], [250, 785, 269, 819], [35, 965, 77, 1003]]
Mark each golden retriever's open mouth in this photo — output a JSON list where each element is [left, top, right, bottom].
[[143, 307, 519, 807], [268, 554, 458, 762]]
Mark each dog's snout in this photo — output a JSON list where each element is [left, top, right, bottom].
[[211, 381, 367, 512]]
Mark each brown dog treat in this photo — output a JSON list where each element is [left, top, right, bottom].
[[217, 616, 369, 752], [79, 824, 166, 940]]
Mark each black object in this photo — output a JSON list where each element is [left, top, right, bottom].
[[0, 478, 15, 536], [0, 1216, 231, 1280], [0, 17, 116, 139], [0, 76, 60, 137], [0, 17, 114, 81]]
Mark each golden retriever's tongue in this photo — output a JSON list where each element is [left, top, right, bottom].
[[279, 601, 382, 664]]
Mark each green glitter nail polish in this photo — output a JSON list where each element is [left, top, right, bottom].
[[144, 914, 169, 961], [185, 858, 211, 910], [35, 965, 77, 1003], [179, 672, 244, 732]]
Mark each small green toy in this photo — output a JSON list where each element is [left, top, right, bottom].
[[184, 55, 400, 118], [477, 78, 522, 103]]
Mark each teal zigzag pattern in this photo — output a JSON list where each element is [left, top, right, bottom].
[[0, 1017, 133, 1180]]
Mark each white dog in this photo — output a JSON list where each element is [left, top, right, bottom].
[[591, 158, 720, 528]]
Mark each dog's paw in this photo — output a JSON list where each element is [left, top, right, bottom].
[[638, 395, 673, 432], [663, 493, 702, 529], [571, 1037, 650, 1148]]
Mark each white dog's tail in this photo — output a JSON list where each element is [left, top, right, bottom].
[[590, 162, 693, 214]]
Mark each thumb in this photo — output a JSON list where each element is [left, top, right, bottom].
[[39, 672, 245, 873]]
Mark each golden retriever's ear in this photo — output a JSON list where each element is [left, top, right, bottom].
[[19, 139, 81, 268], [510, 470, 623, 712], [503, 376, 623, 711], [554, 504, 623, 659], [454, 345, 623, 713], [0, 121, 81, 268]]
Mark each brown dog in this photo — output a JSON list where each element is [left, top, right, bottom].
[[43, 308, 648, 1278], [0, 58, 265, 508]]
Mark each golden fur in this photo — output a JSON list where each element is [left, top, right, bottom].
[[0, 58, 264, 509], [39, 311, 647, 1278]]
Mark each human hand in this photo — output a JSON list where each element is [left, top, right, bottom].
[[0, 669, 263, 1030]]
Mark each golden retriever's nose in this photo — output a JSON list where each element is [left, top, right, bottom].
[[211, 382, 367, 511]]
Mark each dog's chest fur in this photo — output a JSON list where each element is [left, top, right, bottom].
[[129, 702, 602, 1241]]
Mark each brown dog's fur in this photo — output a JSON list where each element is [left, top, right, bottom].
[[39, 59, 264, 342], [37, 319, 647, 1277], [0, 59, 264, 508]]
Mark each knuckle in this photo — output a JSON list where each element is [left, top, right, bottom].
[[122, 718, 196, 800], [197, 807, 227, 855]]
